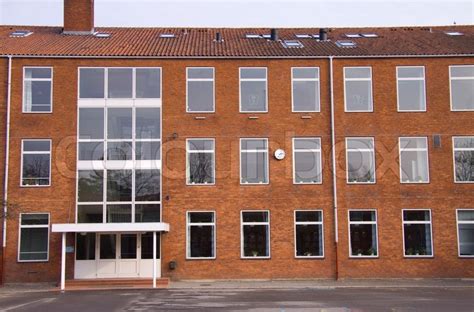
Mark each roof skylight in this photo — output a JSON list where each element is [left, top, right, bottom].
[[262, 34, 271, 39], [361, 33, 378, 38], [159, 33, 176, 38], [245, 34, 262, 39], [445, 31, 463, 36], [10, 30, 33, 38], [94, 32, 110, 38], [336, 40, 357, 48], [295, 34, 312, 39], [345, 33, 361, 38], [282, 40, 304, 48]]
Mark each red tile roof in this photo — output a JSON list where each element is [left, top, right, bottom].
[[0, 25, 473, 57]]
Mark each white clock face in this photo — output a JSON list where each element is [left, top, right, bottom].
[[274, 149, 285, 160]]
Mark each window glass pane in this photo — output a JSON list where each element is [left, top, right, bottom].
[[241, 68, 266, 79], [188, 152, 214, 184], [400, 150, 429, 182], [296, 224, 323, 257], [350, 223, 378, 256], [293, 81, 318, 112], [398, 67, 424, 78], [458, 210, 474, 221], [141, 232, 160, 259], [451, 80, 474, 110], [241, 81, 267, 112], [79, 108, 104, 140], [242, 211, 268, 223], [190, 225, 214, 258], [350, 211, 376, 222], [135, 204, 161, 222], [30, 81, 51, 105], [23, 141, 50, 152], [243, 225, 268, 257], [295, 151, 322, 183], [188, 81, 214, 112], [107, 108, 133, 139], [106, 204, 132, 223], [25, 68, 51, 79], [107, 141, 132, 160], [79, 142, 104, 161], [345, 80, 372, 111], [345, 67, 371, 79], [404, 223, 432, 256], [241, 151, 268, 183], [108, 68, 133, 98], [77, 205, 103, 223], [459, 223, 474, 256], [79, 68, 104, 99], [121, 234, 137, 259], [136, 141, 161, 160], [22, 154, 50, 186], [347, 150, 375, 183], [135, 170, 161, 201], [21, 214, 49, 225], [295, 211, 322, 222], [403, 210, 430, 221], [188, 68, 213, 79], [19, 228, 48, 260], [99, 234, 116, 259], [241, 139, 267, 150], [398, 80, 426, 111], [189, 212, 214, 223], [400, 138, 427, 149], [78, 170, 103, 202], [294, 138, 320, 150], [454, 137, 474, 148], [136, 68, 160, 98], [76, 233, 96, 260], [293, 68, 318, 79], [188, 139, 214, 151], [107, 170, 132, 202], [136, 108, 160, 139], [451, 66, 474, 77]]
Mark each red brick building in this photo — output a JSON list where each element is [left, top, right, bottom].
[[0, 0, 473, 289]]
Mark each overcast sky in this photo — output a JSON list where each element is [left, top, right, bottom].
[[0, 0, 472, 28]]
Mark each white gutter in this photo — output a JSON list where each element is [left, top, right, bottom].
[[2, 56, 12, 249]]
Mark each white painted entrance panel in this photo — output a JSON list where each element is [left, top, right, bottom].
[[97, 260, 117, 276], [140, 259, 161, 278], [75, 260, 96, 279]]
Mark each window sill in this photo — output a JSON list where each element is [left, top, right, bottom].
[[241, 256, 271, 260], [403, 255, 434, 258]]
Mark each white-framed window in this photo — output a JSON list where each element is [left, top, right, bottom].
[[457, 209, 474, 257], [346, 137, 376, 184], [79, 67, 161, 99], [399, 137, 430, 183], [186, 67, 215, 112], [453, 136, 474, 183], [21, 139, 51, 187], [239, 67, 268, 113], [186, 211, 216, 259], [241, 210, 270, 258], [348, 210, 378, 257], [396, 66, 426, 112], [23, 67, 53, 113], [293, 138, 322, 184], [18, 213, 49, 262], [240, 138, 269, 184], [186, 139, 215, 185], [344, 67, 373, 112], [292, 67, 320, 112], [402, 209, 433, 257], [294, 210, 324, 258], [450, 65, 474, 111]]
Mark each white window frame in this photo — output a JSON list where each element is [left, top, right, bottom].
[[240, 210, 270, 259], [22, 66, 53, 114], [186, 211, 216, 260], [294, 210, 324, 258], [240, 138, 269, 185], [186, 138, 216, 186], [452, 136, 474, 184], [343, 66, 373, 113], [292, 137, 322, 184], [291, 67, 320, 113], [20, 139, 52, 187], [449, 65, 474, 112], [402, 209, 434, 258], [456, 209, 474, 258], [18, 213, 50, 262], [239, 67, 268, 113], [398, 137, 430, 184], [348, 209, 379, 258], [186, 67, 215, 113], [345, 137, 376, 184], [396, 66, 426, 112]]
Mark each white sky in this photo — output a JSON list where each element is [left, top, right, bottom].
[[0, 0, 472, 28]]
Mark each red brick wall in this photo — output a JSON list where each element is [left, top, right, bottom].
[[0, 58, 8, 284], [64, 0, 94, 33], [2, 56, 473, 283]]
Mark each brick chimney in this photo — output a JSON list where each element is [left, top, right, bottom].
[[63, 0, 95, 35]]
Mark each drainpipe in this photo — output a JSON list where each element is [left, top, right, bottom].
[[2, 56, 12, 285], [328, 56, 339, 280]]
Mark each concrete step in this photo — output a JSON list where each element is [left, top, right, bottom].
[[61, 278, 169, 290]]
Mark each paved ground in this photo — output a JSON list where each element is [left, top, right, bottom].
[[0, 280, 473, 311]]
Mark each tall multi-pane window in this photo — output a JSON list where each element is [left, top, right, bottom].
[[453, 137, 474, 183], [450, 65, 474, 111], [187, 67, 215, 112], [397, 66, 426, 111], [186, 212, 216, 259], [293, 138, 322, 184], [344, 67, 373, 112], [239, 68, 267, 112], [292, 67, 320, 112], [18, 214, 49, 262], [402, 210, 433, 257], [399, 137, 429, 183], [77, 68, 161, 224], [241, 211, 270, 258], [346, 137, 375, 184], [348, 210, 378, 257], [240, 138, 269, 184], [21, 140, 51, 186], [457, 210, 474, 257], [23, 67, 53, 113], [186, 139, 215, 185], [294, 210, 324, 258]]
